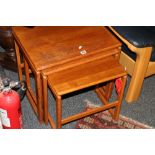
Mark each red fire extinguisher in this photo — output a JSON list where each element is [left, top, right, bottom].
[[0, 81, 26, 129], [0, 90, 22, 129], [0, 66, 26, 129]]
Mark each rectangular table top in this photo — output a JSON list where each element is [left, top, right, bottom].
[[12, 26, 121, 71], [48, 56, 126, 96]]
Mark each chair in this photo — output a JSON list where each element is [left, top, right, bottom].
[[0, 26, 34, 71], [109, 26, 155, 103], [0, 26, 17, 71]]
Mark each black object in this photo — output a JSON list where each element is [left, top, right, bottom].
[[0, 65, 10, 86], [0, 65, 26, 101], [111, 26, 155, 62], [0, 26, 35, 71], [14, 81, 27, 101]]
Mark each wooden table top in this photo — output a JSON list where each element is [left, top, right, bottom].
[[48, 56, 126, 96], [12, 26, 121, 71]]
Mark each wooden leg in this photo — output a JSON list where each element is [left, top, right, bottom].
[[95, 86, 115, 117], [42, 73, 57, 128], [42, 75, 48, 125], [14, 41, 23, 81], [23, 58, 44, 124], [104, 81, 114, 100], [114, 75, 127, 120], [35, 72, 43, 123], [56, 96, 62, 129], [95, 81, 113, 101], [23, 58, 31, 88], [126, 48, 152, 103]]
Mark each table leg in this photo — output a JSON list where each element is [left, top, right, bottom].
[[103, 81, 114, 100], [35, 72, 43, 123], [14, 41, 23, 81], [42, 75, 48, 124], [56, 96, 62, 129], [24, 57, 43, 123], [114, 75, 127, 120]]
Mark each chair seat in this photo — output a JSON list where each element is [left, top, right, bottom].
[[109, 26, 155, 103], [112, 26, 155, 47], [122, 44, 155, 62], [112, 26, 155, 62]]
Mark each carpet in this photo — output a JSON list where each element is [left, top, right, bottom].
[[76, 104, 153, 129]]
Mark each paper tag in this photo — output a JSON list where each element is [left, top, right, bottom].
[[80, 50, 87, 55], [1, 117, 11, 127], [0, 108, 11, 127], [0, 108, 8, 118], [0, 118, 3, 129]]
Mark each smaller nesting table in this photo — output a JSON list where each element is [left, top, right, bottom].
[[43, 56, 127, 128]]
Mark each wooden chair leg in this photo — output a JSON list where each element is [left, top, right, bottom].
[[126, 47, 152, 103]]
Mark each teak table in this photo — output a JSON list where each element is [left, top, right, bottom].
[[12, 26, 125, 126], [43, 56, 127, 128]]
